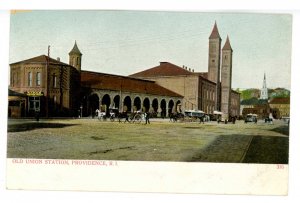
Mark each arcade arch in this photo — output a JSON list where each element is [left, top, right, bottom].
[[88, 93, 99, 117], [143, 97, 150, 112], [123, 96, 132, 112], [113, 95, 120, 109], [152, 98, 158, 113], [133, 97, 142, 112], [168, 100, 174, 114], [101, 94, 111, 114], [160, 99, 166, 118]]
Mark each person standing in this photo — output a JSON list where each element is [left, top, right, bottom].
[[145, 112, 150, 124]]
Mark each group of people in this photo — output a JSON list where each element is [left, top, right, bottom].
[[95, 109, 151, 124]]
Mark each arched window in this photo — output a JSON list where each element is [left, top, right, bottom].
[[36, 72, 41, 86], [28, 72, 32, 87], [76, 57, 80, 65], [52, 73, 57, 88]]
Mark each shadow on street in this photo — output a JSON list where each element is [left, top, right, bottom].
[[8, 122, 78, 132]]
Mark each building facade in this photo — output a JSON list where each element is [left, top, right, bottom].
[[269, 97, 290, 118], [9, 23, 240, 118], [9, 43, 183, 118], [9, 53, 81, 117], [130, 23, 240, 118]]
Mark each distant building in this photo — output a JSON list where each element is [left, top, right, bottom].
[[260, 73, 268, 100], [269, 97, 290, 118]]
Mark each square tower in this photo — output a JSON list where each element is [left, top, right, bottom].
[[208, 22, 222, 110], [221, 36, 233, 119]]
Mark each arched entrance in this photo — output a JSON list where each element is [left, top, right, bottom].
[[160, 99, 166, 118], [143, 97, 150, 112], [88, 94, 99, 118], [133, 97, 141, 112], [152, 98, 158, 113], [168, 100, 174, 115], [113, 95, 120, 110], [123, 96, 132, 112], [101, 94, 111, 114], [176, 100, 182, 113]]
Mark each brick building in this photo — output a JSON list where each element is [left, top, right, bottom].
[[130, 23, 240, 118], [9, 53, 81, 117], [269, 97, 290, 118], [8, 22, 240, 118]]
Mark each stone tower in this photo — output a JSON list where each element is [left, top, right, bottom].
[[69, 41, 82, 71], [208, 22, 222, 110], [260, 73, 268, 100], [221, 36, 233, 120]]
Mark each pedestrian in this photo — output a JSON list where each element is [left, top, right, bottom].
[[145, 112, 150, 124]]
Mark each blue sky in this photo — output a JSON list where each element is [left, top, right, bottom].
[[9, 10, 292, 89]]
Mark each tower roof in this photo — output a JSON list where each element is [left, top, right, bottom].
[[69, 41, 82, 55], [222, 36, 233, 51], [209, 22, 221, 39]]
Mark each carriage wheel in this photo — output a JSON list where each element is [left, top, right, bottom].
[[134, 114, 142, 124]]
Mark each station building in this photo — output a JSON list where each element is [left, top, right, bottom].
[[8, 23, 240, 118]]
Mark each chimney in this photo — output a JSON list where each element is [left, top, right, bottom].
[[57, 57, 60, 61], [160, 62, 167, 66]]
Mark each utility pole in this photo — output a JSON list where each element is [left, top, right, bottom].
[[45, 45, 50, 117]]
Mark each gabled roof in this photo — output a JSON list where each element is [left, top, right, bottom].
[[209, 22, 221, 39], [129, 62, 193, 78], [69, 41, 82, 55], [10, 55, 70, 66], [223, 36, 233, 51], [81, 70, 183, 98]]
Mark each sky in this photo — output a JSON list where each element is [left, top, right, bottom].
[[9, 10, 292, 89]]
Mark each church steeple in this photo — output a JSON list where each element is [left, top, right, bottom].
[[209, 21, 221, 39], [260, 73, 268, 100], [69, 41, 82, 71]]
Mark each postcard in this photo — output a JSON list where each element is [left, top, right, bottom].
[[5, 10, 291, 195]]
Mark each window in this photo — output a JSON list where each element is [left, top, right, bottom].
[[36, 72, 41, 86], [28, 72, 32, 87], [76, 57, 80, 65], [53, 74, 57, 88], [28, 96, 40, 111]]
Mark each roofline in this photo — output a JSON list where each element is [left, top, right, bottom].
[[10, 55, 71, 67], [81, 70, 156, 83]]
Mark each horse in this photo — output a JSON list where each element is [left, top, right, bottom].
[[96, 109, 106, 121], [169, 112, 184, 122]]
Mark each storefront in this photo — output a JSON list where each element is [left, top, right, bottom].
[[26, 91, 44, 117]]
